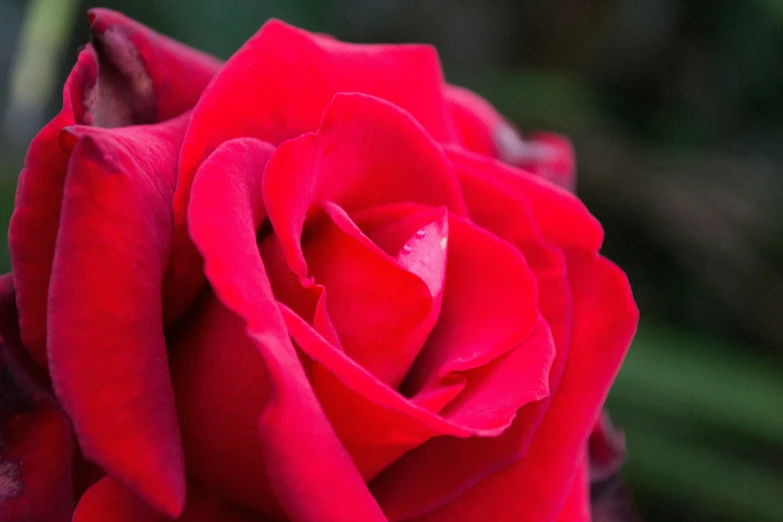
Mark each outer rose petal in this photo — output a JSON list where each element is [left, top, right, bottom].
[[171, 89, 466, 338], [589, 413, 627, 483], [370, 179, 570, 520], [0, 401, 73, 522], [267, 202, 549, 482], [177, 18, 457, 225], [73, 477, 264, 522], [173, 19, 459, 312], [48, 117, 190, 517], [9, 47, 96, 369], [187, 138, 386, 522], [413, 253, 637, 522], [557, 449, 592, 522], [170, 291, 280, 516], [514, 132, 576, 193], [446, 85, 502, 157], [446, 85, 575, 190], [446, 147, 602, 252], [263, 92, 467, 279], [88, 8, 221, 124], [273, 209, 552, 485], [0, 275, 74, 522], [10, 10, 220, 368]]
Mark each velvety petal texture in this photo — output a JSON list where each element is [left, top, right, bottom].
[[73, 477, 264, 522], [87, 8, 222, 125], [48, 117, 189, 517], [187, 138, 387, 522], [262, 92, 467, 277], [9, 9, 220, 370], [413, 254, 638, 522], [556, 451, 592, 522], [177, 18, 457, 221], [8, 47, 95, 369], [4, 10, 637, 522]]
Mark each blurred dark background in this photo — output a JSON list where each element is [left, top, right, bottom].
[[1, 1, 781, 520]]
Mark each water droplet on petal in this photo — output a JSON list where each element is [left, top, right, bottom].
[[415, 229, 426, 238], [401, 244, 412, 254]]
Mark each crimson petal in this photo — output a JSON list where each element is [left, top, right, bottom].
[[446, 85, 502, 158], [170, 290, 281, 517], [556, 449, 591, 522], [263, 92, 467, 279], [10, 10, 220, 369], [278, 210, 552, 486], [47, 117, 189, 517], [9, 48, 97, 369], [0, 275, 74, 522], [446, 85, 575, 190], [187, 137, 387, 522], [301, 202, 446, 387], [281, 305, 495, 483], [87, 8, 221, 124], [413, 253, 637, 522], [0, 398, 73, 522], [177, 18, 457, 225], [446, 146, 602, 251], [265, 203, 452, 479], [371, 211, 558, 521], [73, 477, 265, 522], [402, 214, 550, 425]]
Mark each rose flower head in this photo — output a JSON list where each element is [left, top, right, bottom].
[[0, 9, 638, 522]]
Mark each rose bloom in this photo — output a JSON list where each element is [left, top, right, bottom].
[[0, 9, 637, 522]]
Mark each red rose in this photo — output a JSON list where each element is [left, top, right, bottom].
[[0, 9, 638, 522]]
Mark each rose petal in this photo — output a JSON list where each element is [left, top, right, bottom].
[[292, 202, 446, 387], [278, 211, 553, 484], [282, 310, 467, 480], [73, 477, 264, 522], [259, 233, 344, 349], [9, 47, 97, 369], [446, 85, 502, 158], [556, 449, 591, 522], [47, 117, 190, 517], [177, 18, 457, 225], [370, 206, 560, 520], [446, 146, 603, 251], [412, 252, 638, 522], [514, 133, 576, 193], [263, 92, 467, 279], [172, 25, 459, 321], [10, 11, 220, 369], [87, 8, 222, 321], [589, 412, 627, 483], [187, 137, 386, 522], [0, 275, 74, 522], [263, 203, 454, 479], [370, 396, 542, 521], [87, 8, 221, 124], [170, 290, 282, 517], [0, 399, 74, 522], [170, 139, 283, 517], [402, 214, 550, 423], [355, 205, 450, 297], [446, 85, 575, 190]]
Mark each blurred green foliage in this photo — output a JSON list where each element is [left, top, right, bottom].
[[0, 1, 781, 521]]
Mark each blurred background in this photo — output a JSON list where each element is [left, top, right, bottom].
[[0, 0, 781, 520]]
